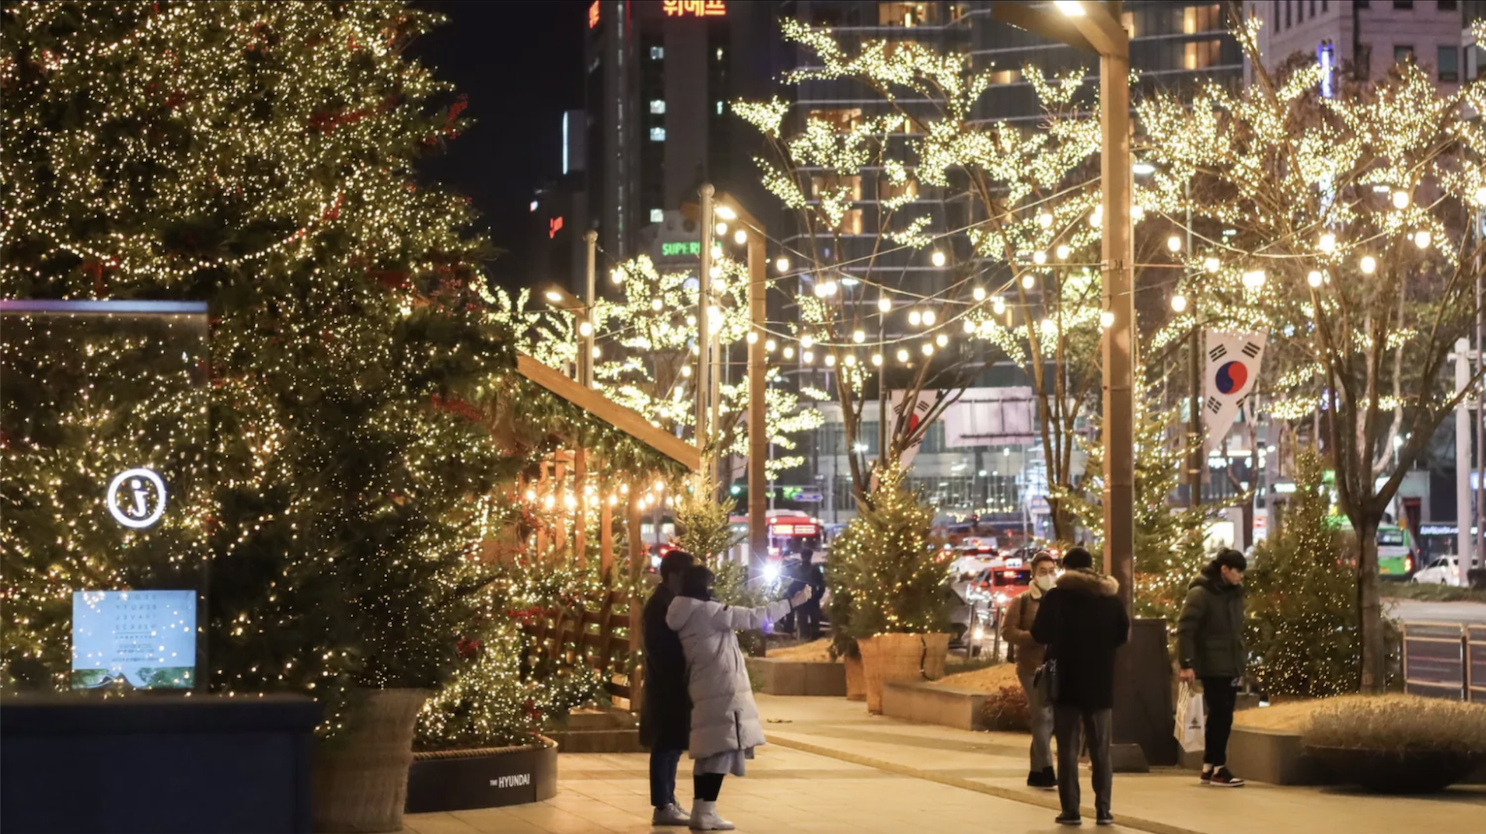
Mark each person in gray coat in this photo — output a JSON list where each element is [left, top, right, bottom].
[[666, 564, 813, 831], [1177, 548, 1248, 788]]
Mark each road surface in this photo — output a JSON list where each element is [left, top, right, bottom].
[[1387, 598, 1486, 625]]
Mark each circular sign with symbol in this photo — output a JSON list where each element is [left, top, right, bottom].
[[1214, 361, 1248, 395], [107, 468, 167, 529]]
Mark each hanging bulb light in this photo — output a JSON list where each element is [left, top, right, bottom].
[[1039, 212, 1053, 229], [682, 365, 693, 377], [801, 334, 815, 348], [973, 286, 986, 301], [1099, 310, 1115, 328], [922, 309, 937, 326], [1413, 230, 1432, 249], [931, 250, 947, 267], [1307, 270, 1324, 288], [1242, 269, 1266, 288], [651, 298, 664, 311], [824, 353, 837, 367], [765, 338, 777, 352], [1056, 244, 1071, 260], [1318, 232, 1336, 254], [1391, 190, 1410, 210], [802, 349, 814, 363], [611, 268, 625, 284], [746, 331, 759, 344], [1171, 294, 1188, 313], [1203, 256, 1220, 273], [992, 296, 1006, 314], [1360, 255, 1377, 274], [852, 330, 865, 343], [878, 295, 892, 312], [1476, 186, 1486, 205], [783, 346, 795, 359], [1033, 250, 1047, 265], [871, 353, 883, 366], [709, 265, 722, 279], [1132, 205, 1146, 220], [908, 310, 922, 326], [935, 333, 949, 347], [1167, 235, 1182, 253], [775, 256, 790, 272], [578, 320, 593, 336], [897, 348, 910, 363], [1021, 273, 1035, 289], [921, 342, 935, 356], [1089, 206, 1103, 227], [963, 318, 976, 333], [843, 354, 857, 367], [715, 221, 728, 236], [686, 314, 698, 326], [733, 229, 748, 245]]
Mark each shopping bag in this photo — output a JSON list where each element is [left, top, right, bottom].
[[1174, 681, 1206, 753]]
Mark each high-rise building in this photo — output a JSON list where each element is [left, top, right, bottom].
[[1244, 0, 1464, 89], [579, 0, 781, 283]]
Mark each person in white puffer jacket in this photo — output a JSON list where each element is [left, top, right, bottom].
[[665, 564, 813, 831]]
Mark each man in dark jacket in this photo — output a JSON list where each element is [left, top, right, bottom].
[[1031, 546, 1129, 827], [1177, 548, 1248, 788], [641, 550, 695, 826]]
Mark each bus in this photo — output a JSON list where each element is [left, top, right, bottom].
[[1375, 523, 1416, 578]]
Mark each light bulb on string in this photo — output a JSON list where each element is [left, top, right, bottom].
[[909, 310, 922, 326], [578, 321, 593, 336], [1242, 269, 1266, 289], [715, 221, 728, 236], [897, 348, 910, 363], [935, 333, 949, 348], [922, 309, 937, 326], [775, 256, 790, 272], [1171, 294, 1188, 313], [1391, 190, 1410, 210], [878, 295, 892, 312], [711, 245, 723, 259], [931, 250, 947, 267], [843, 354, 857, 367], [1039, 212, 1053, 229], [1307, 270, 1324, 288], [1167, 235, 1182, 253], [963, 318, 976, 333], [733, 229, 748, 245], [921, 342, 935, 356], [1033, 251, 1047, 265], [611, 268, 625, 284], [1021, 274, 1035, 289], [991, 296, 1005, 314], [1056, 244, 1071, 260], [824, 353, 837, 367], [972, 286, 986, 301], [801, 334, 815, 348], [1413, 230, 1431, 249], [1319, 232, 1336, 254], [1476, 186, 1486, 205], [852, 330, 865, 343], [1099, 310, 1115, 329], [802, 349, 814, 363], [871, 353, 883, 366], [746, 331, 759, 344], [765, 338, 777, 352], [1360, 255, 1377, 274], [1203, 257, 1220, 273], [682, 365, 693, 377], [686, 314, 698, 326], [1089, 207, 1103, 227], [783, 346, 795, 359]]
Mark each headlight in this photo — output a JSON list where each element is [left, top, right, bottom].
[[994, 592, 1008, 605]]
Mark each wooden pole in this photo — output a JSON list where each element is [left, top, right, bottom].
[[1100, 42, 1135, 611], [574, 448, 588, 569], [747, 230, 768, 569]]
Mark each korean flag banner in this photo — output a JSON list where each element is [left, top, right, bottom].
[[1203, 331, 1267, 452]]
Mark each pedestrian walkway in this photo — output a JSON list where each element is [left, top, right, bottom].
[[401, 693, 1486, 834]]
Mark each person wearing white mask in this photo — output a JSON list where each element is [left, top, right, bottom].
[[1001, 551, 1059, 790]]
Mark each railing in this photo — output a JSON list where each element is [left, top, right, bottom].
[[521, 588, 640, 710], [1400, 621, 1485, 703]]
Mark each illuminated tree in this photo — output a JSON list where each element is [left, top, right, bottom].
[[737, 22, 1110, 534], [1, 0, 515, 732], [1139, 19, 1486, 692]]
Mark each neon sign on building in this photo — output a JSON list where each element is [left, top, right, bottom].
[[549, 216, 564, 239], [589, 1, 600, 29], [662, 0, 726, 18]]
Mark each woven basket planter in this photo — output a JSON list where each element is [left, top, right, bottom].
[[844, 654, 866, 701], [859, 634, 945, 714], [920, 633, 951, 680], [312, 688, 430, 833]]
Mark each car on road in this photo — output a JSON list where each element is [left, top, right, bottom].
[[1411, 555, 1462, 586]]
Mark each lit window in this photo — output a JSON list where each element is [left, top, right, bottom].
[[650, 99, 666, 114], [807, 108, 864, 133], [716, 101, 724, 115], [650, 126, 666, 142], [650, 208, 664, 223], [650, 46, 664, 60]]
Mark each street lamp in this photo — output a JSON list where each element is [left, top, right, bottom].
[[542, 284, 591, 383]]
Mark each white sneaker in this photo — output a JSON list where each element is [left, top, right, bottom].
[[689, 800, 735, 831], [653, 803, 691, 826]]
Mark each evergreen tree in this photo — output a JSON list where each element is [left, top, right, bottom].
[[1245, 450, 1359, 698], [1068, 384, 1212, 628], [828, 465, 952, 638], [1, 1, 512, 732]]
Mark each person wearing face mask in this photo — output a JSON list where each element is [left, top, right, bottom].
[[1177, 548, 1249, 788], [1001, 550, 1059, 790]]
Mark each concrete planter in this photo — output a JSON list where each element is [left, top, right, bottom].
[[1225, 726, 1327, 785], [844, 654, 866, 701], [880, 680, 988, 732], [745, 656, 847, 696]]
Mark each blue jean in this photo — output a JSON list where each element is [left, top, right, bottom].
[[649, 748, 683, 807]]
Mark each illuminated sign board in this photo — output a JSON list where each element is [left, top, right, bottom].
[[72, 590, 196, 689], [107, 467, 167, 529], [663, 0, 726, 18], [589, 1, 599, 28], [549, 216, 564, 239], [660, 241, 701, 257]]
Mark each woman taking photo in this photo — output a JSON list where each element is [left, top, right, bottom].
[[666, 564, 813, 831]]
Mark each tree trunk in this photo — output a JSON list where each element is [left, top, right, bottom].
[[1355, 513, 1386, 693]]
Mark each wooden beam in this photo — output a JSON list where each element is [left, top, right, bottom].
[[1065, 2, 1128, 59], [574, 448, 587, 569], [517, 354, 700, 471]]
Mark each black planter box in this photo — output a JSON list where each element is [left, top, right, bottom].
[[1, 694, 318, 834], [405, 739, 558, 813]]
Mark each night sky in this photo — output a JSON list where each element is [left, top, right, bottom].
[[410, 1, 586, 289]]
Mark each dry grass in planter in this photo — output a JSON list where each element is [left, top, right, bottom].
[[1302, 695, 1486, 793]]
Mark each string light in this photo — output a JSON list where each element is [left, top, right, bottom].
[[1167, 235, 1182, 253], [1171, 294, 1188, 312], [1203, 257, 1220, 273], [1391, 190, 1410, 210], [1056, 244, 1071, 260], [1308, 270, 1324, 287], [921, 342, 935, 356], [922, 309, 937, 326], [908, 310, 923, 326], [776, 256, 790, 272], [878, 295, 893, 312], [1021, 274, 1035, 289], [1319, 232, 1337, 254], [871, 353, 883, 366], [972, 286, 986, 301], [824, 353, 837, 367], [852, 330, 866, 343], [931, 250, 946, 267], [1360, 255, 1377, 274], [897, 348, 910, 363], [1242, 269, 1266, 288], [733, 229, 748, 245], [1413, 230, 1431, 249]]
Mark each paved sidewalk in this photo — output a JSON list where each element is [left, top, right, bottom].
[[402, 693, 1485, 834]]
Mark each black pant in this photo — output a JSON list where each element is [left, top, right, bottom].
[[649, 748, 681, 807], [1201, 676, 1239, 767], [1054, 706, 1112, 817], [694, 773, 724, 802], [797, 600, 821, 640]]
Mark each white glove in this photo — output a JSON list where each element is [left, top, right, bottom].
[[790, 586, 814, 609]]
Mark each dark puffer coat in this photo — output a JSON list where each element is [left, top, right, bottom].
[[639, 585, 690, 750], [1030, 569, 1130, 711], [1176, 563, 1247, 679]]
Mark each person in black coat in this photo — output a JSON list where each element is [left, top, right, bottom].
[[1031, 546, 1129, 827], [788, 548, 825, 641], [640, 550, 695, 826]]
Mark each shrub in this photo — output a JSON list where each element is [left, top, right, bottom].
[[1303, 695, 1486, 753], [981, 684, 1031, 732]]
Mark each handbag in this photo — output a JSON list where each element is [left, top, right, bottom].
[[1032, 657, 1058, 701], [1174, 681, 1206, 753]]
